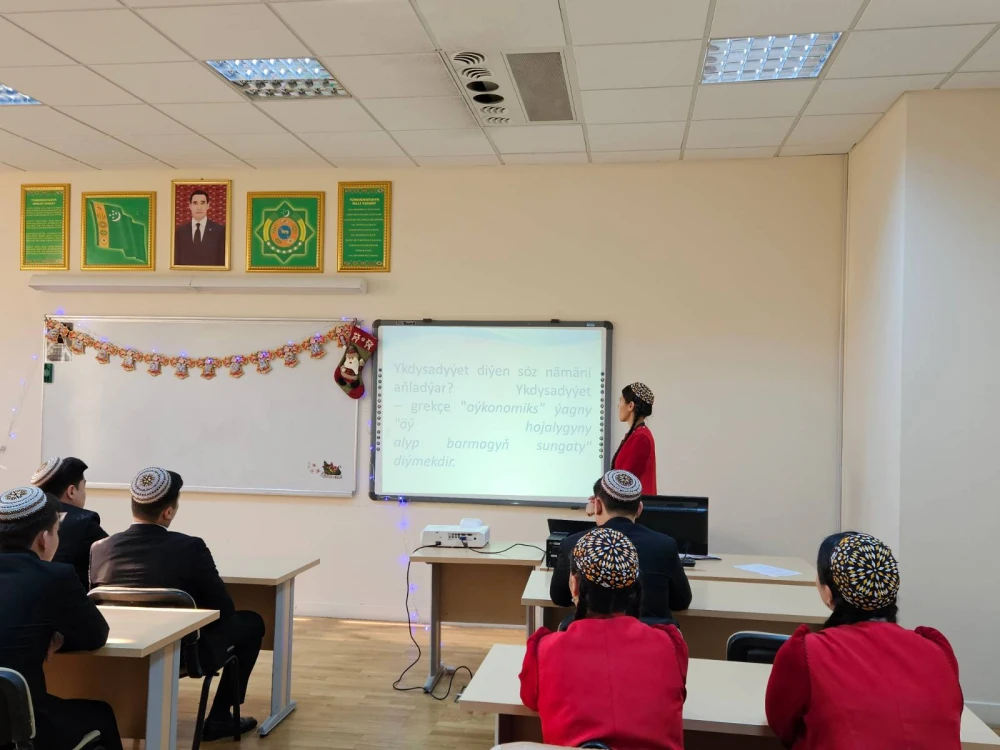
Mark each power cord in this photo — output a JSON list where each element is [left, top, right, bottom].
[[460, 541, 547, 555]]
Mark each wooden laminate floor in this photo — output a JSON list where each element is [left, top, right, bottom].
[[175, 618, 524, 750]]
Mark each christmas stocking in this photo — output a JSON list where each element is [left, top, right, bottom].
[[334, 325, 377, 399]]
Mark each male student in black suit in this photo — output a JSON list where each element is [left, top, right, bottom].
[[173, 189, 227, 267], [0, 485, 123, 750], [550, 470, 692, 623], [90, 467, 263, 741], [31, 456, 106, 588]]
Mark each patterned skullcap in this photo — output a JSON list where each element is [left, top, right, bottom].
[[0, 486, 49, 523], [629, 382, 654, 406], [600, 470, 643, 503], [130, 467, 173, 504], [31, 457, 64, 487], [572, 527, 639, 589], [830, 533, 900, 611]]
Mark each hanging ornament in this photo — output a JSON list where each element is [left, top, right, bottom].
[[283, 347, 299, 368], [256, 350, 272, 374], [201, 358, 217, 380], [70, 338, 87, 355], [45, 325, 60, 343], [121, 348, 136, 372], [175, 358, 190, 380], [229, 355, 245, 379], [309, 333, 326, 359], [148, 355, 163, 377], [95, 345, 111, 365]]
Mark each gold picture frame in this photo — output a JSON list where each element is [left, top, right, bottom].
[[245, 191, 325, 273], [80, 192, 156, 271], [337, 181, 391, 273], [170, 179, 232, 271], [21, 184, 70, 271]]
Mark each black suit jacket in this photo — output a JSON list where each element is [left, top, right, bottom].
[[0, 550, 109, 705], [173, 219, 226, 267], [54, 503, 107, 589], [549, 515, 693, 621]]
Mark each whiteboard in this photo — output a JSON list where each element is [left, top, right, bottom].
[[42, 316, 358, 497]]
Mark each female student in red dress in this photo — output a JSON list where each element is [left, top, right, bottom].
[[519, 527, 687, 750], [612, 382, 657, 494], [766, 532, 963, 750]]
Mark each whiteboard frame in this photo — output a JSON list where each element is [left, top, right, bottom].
[[41, 314, 361, 498]]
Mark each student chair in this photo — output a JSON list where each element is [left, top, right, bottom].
[[87, 587, 240, 750], [726, 631, 790, 664], [0, 668, 35, 750]]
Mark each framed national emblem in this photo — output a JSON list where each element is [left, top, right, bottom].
[[246, 192, 324, 273], [81, 192, 155, 270]]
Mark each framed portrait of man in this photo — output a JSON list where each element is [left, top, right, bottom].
[[170, 179, 231, 270]]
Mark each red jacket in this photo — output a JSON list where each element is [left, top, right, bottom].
[[519, 617, 687, 750], [766, 622, 963, 750], [613, 424, 656, 495]]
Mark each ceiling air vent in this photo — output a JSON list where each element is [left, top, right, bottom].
[[485, 116, 510, 125], [453, 51, 486, 65], [462, 67, 492, 79], [481, 106, 507, 115], [505, 51, 573, 122]]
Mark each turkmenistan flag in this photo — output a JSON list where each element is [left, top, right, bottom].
[[90, 201, 147, 263]]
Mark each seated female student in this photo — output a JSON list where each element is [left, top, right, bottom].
[[519, 527, 687, 750], [766, 532, 963, 750]]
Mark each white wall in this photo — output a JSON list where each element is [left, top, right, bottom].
[[0, 158, 846, 622]]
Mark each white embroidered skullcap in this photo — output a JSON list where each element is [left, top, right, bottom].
[[629, 382, 654, 406], [131, 467, 173, 504], [31, 457, 64, 487], [600, 470, 643, 503], [0, 486, 49, 523]]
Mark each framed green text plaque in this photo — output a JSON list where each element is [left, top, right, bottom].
[[338, 181, 391, 273], [81, 192, 156, 271], [246, 192, 325, 273], [21, 184, 70, 270]]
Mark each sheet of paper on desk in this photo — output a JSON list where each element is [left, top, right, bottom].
[[735, 563, 802, 577]]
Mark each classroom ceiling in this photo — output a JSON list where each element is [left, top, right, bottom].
[[0, 0, 998, 171]]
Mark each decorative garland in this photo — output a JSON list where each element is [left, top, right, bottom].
[[44, 318, 356, 380]]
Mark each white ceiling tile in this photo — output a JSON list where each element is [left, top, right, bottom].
[[943, 71, 1000, 89], [32, 134, 154, 161], [12, 9, 188, 64], [330, 156, 415, 168], [587, 121, 686, 151], [325, 54, 458, 99], [301, 131, 406, 158], [89, 161, 168, 169], [94, 62, 244, 103], [137, 5, 309, 60], [0, 135, 81, 162], [125, 0, 258, 5], [0, 66, 138, 105], [710, 0, 864, 38], [828, 26, 994, 78], [0, 18, 74, 67], [488, 124, 585, 153], [780, 143, 853, 155], [274, 0, 433, 56], [157, 103, 286, 134], [166, 160, 247, 169], [503, 152, 589, 164], [685, 116, 794, 148], [590, 150, 679, 162], [9, 161, 95, 171], [806, 75, 943, 115], [857, 0, 1000, 30], [0, 107, 102, 137], [693, 80, 814, 120], [785, 113, 880, 145], [566, 0, 710, 44], [391, 128, 494, 156], [118, 133, 232, 160], [413, 155, 501, 166], [255, 99, 381, 133], [683, 146, 776, 159], [417, 0, 565, 49], [961, 30, 1000, 72], [57, 104, 192, 135], [247, 157, 333, 169], [582, 87, 691, 124], [0, 162, 23, 171], [0, 0, 119, 9], [363, 96, 476, 130], [207, 132, 315, 159], [575, 41, 702, 90]]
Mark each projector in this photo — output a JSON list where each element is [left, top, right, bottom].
[[421, 518, 490, 548]]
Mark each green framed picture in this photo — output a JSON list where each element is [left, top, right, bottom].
[[81, 192, 156, 271], [246, 192, 324, 273], [338, 181, 391, 272], [21, 184, 70, 270]]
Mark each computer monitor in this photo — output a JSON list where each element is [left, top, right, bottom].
[[636, 496, 709, 556], [547, 518, 596, 537]]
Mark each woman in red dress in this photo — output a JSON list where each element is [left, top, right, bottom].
[[612, 382, 657, 495]]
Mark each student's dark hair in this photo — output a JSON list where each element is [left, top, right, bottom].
[[817, 532, 899, 628], [611, 384, 654, 468], [571, 555, 641, 621], [36, 457, 88, 499], [0, 494, 60, 551], [189, 189, 210, 203], [592, 476, 639, 517], [131, 471, 184, 522]]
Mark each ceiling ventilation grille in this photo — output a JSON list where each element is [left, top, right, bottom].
[[485, 116, 510, 124], [453, 51, 486, 65], [505, 51, 573, 122], [480, 105, 507, 115], [462, 67, 492, 79]]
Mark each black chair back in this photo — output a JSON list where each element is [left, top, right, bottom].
[[581, 743, 612, 749], [726, 631, 790, 664], [0, 668, 35, 749]]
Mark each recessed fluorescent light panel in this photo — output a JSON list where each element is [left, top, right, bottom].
[[206, 58, 348, 99], [0, 83, 39, 105], [702, 33, 841, 83]]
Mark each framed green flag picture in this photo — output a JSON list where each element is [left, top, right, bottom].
[[81, 192, 156, 270], [246, 192, 325, 273]]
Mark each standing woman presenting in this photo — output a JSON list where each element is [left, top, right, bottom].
[[612, 383, 657, 495]]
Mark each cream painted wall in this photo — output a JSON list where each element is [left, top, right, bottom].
[[0, 158, 846, 622]]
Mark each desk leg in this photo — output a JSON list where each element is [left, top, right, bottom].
[[525, 605, 537, 637], [146, 641, 180, 750], [423, 563, 450, 693], [259, 579, 298, 736]]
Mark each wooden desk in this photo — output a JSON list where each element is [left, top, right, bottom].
[[462, 644, 1000, 749], [523, 571, 828, 658], [45, 606, 219, 750], [217, 555, 320, 737], [683, 554, 815, 586], [410, 543, 544, 692]]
